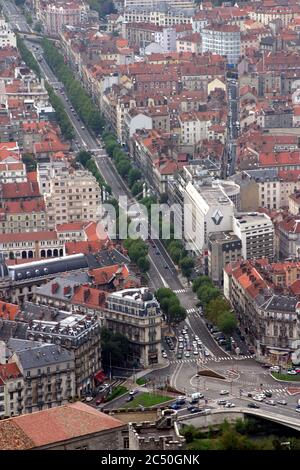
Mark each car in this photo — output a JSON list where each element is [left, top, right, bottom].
[[224, 402, 235, 408], [270, 366, 280, 372], [156, 251, 160, 255], [220, 390, 229, 395], [197, 340, 202, 346], [182, 329, 187, 334], [162, 352, 168, 358], [187, 406, 199, 413], [296, 408, 300, 413], [176, 396, 186, 405], [247, 393, 253, 398], [169, 344, 175, 350], [193, 350, 199, 355], [164, 265, 168, 269], [178, 342, 184, 349], [264, 391, 272, 398], [85, 396, 93, 402], [277, 400, 287, 405], [126, 395, 134, 402], [218, 339, 227, 345], [169, 403, 181, 410], [204, 350, 210, 357], [217, 399, 227, 405], [265, 400, 276, 406], [253, 395, 263, 402], [178, 336, 183, 342], [287, 370, 297, 375], [261, 363, 271, 369], [81, 126, 85, 130], [185, 351, 190, 358], [248, 402, 260, 409], [177, 352, 183, 360], [129, 389, 138, 395]]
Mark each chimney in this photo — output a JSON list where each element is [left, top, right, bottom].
[[51, 282, 59, 294]]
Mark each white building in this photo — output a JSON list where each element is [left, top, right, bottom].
[[0, 18, 16, 49], [183, 181, 236, 254], [202, 24, 241, 65], [154, 27, 177, 52], [233, 212, 275, 260], [43, 2, 89, 36]]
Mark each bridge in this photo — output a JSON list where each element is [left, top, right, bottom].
[[17, 31, 58, 43], [178, 407, 300, 432]]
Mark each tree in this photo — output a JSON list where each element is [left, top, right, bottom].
[[192, 275, 212, 292], [179, 256, 194, 279], [206, 297, 230, 324], [137, 256, 150, 273], [131, 181, 143, 197], [128, 168, 141, 188], [155, 288, 174, 303], [167, 304, 186, 324], [22, 154, 37, 171], [197, 284, 220, 306], [101, 328, 130, 367], [116, 158, 131, 178], [217, 312, 237, 335], [34, 22, 43, 33]]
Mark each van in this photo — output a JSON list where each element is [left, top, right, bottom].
[[191, 392, 204, 401]]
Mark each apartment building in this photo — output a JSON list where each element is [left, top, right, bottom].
[[0, 199, 48, 234], [0, 362, 24, 418], [105, 288, 162, 367], [8, 339, 76, 414], [123, 7, 193, 27], [202, 24, 241, 65], [232, 212, 275, 260], [21, 303, 101, 397], [45, 170, 101, 229], [0, 18, 16, 49], [43, 1, 89, 36], [208, 231, 242, 287], [154, 27, 177, 52], [224, 261, 300, 361]]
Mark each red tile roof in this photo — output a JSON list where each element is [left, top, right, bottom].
[[1, 181, 41, 199], [0, 363, 22, 383], [0, 301, 19, 320], [0, 230, 57, 243], [0, 199, 46, 214], [56, 222, 85, 232], [0, 402, 125, 450]]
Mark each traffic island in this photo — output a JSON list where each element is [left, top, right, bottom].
[[123, 392, 173, 409], [197, 369, 226, 380]]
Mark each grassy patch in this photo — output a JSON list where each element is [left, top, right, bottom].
[[124, 392, 172, 408], [136, 377, 147, 386], [272, 372, 300, 382], [105, 386, 127, 402]]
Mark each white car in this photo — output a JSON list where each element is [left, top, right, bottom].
[[85, 396, 93, 402], [178, 336, 183, 342], [193, 350, 199, 355], [277, 400, 287, 405], [287, 370, 297, 375], [185, 351, 190, 358], [162, 352, 168, 358], [220, 390, 229, 396], [178, 342, 184, 349], [253, 395, 263, 402], [270, 366, 280, 372], [225, 402, 235, 408], [204, 350, 210, 357]]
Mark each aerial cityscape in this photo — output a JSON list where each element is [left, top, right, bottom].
[[1, 0, 300, 453]]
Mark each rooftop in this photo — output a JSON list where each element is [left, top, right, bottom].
[[0, 402, 125, 450]]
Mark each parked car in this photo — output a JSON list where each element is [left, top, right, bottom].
[[129, 389, 138, 395], [219, 390, 229, 395], [253, 395, 263, 402], [85, 396, 93, 402], [162, 352, 168, 358], [126, 395, 134, 402], [217, 399, 227, 405], [270, 366, 280, 372], [287, 370, 297, 375], [177, 352, 183, 360], [185, 351, 190, 358]]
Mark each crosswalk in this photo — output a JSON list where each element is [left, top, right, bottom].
[[174, 289, 188, 294], [169, 354, 255, 365], [186, 308, 197, 314]]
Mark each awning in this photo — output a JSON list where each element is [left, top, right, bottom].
[[94, 370, 106, 383], [269, 349, 289, 356]]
